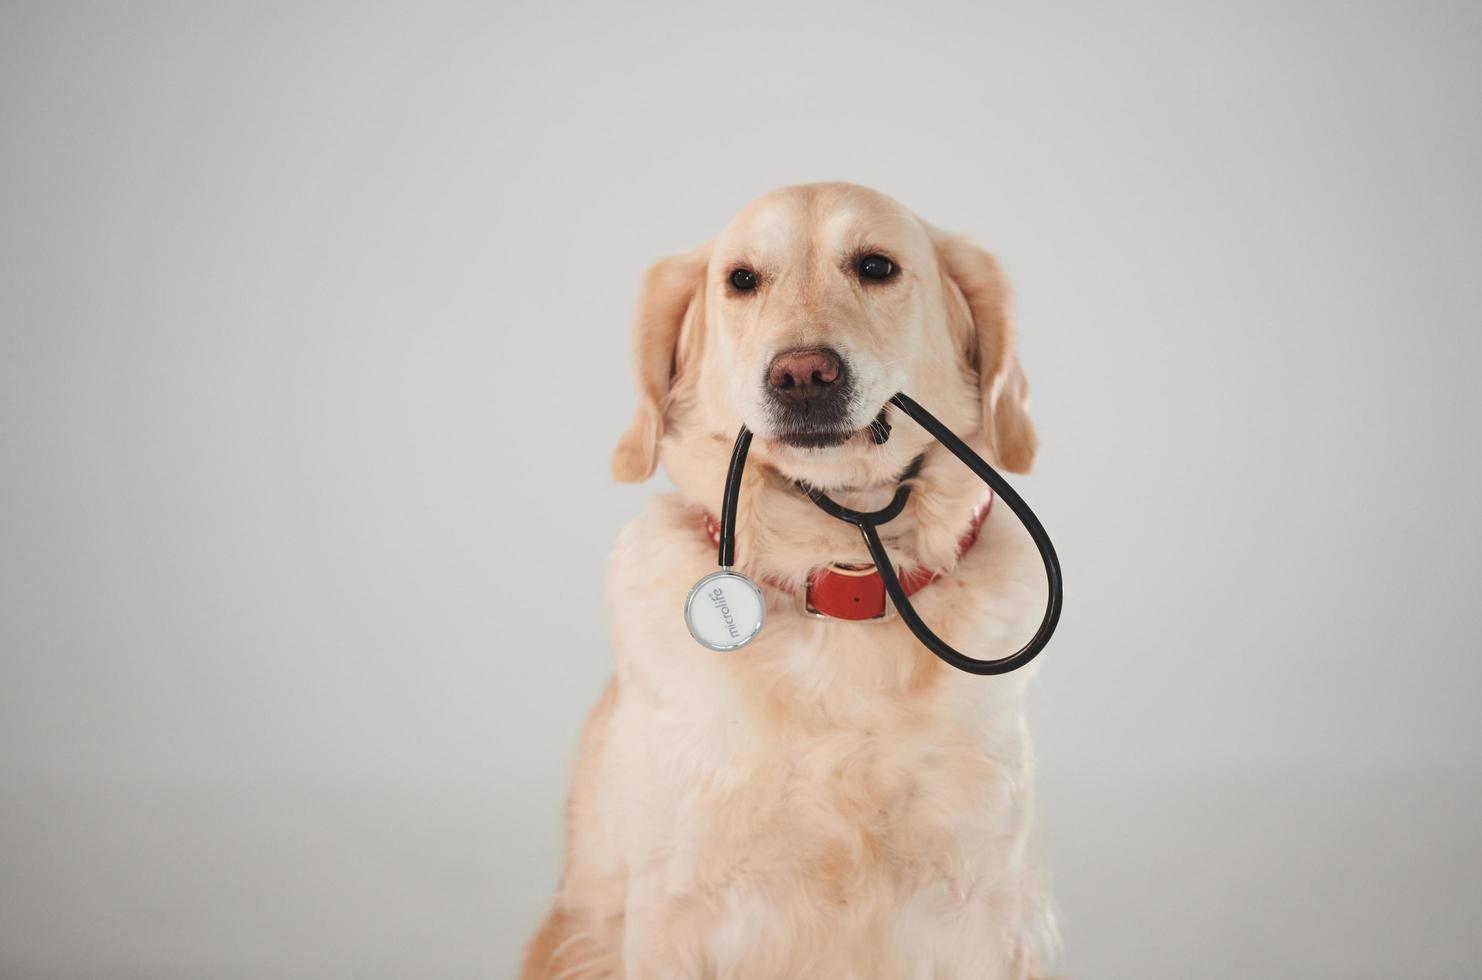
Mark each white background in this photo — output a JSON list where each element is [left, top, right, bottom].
[[3, 2, 1480, 977]]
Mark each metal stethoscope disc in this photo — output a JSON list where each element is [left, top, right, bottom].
[[684, 569, 766, 651]]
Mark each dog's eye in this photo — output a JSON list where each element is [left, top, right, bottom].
[[858, 254, 896, 281], [729, 268, 758, 292]]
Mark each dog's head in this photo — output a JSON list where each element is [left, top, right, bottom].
[[612, 183, 1036, 491]]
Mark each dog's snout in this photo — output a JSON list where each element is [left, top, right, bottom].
[[766, 348, 844, 406]]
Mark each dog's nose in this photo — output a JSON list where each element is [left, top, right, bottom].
[[766, 348, 844, 406]]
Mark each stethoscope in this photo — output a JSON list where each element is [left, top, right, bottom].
[[683, 393, 1063, 675]]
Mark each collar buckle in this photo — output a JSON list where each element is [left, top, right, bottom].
[[798, 562, 898, 622]]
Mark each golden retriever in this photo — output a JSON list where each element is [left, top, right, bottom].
[[522, 182, 1053, 979]]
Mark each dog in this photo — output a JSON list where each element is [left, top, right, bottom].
[[522, 183, 1054, 979]]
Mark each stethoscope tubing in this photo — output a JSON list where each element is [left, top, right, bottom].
[[717, 428, 752, 569], [714, 393, 1063, 675], [877, 393, 1062, 674]]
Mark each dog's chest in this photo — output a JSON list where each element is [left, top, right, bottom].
[[607, 500, 1041, 973], [693, 712, 1012, 872], [665, 710, 1026, 976], [817, 745, 983, 887]]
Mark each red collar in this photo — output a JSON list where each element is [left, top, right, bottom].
[[702, 492, 993, 622]]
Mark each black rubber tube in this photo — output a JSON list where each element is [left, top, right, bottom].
[[711, 393, 1062, 675], [717, 428, 752, 568], [864, 392, 1063, 674]]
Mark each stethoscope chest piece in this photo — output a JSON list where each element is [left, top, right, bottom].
[[684, 569, 766, 651]]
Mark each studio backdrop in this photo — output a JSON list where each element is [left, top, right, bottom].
[[2, 2, 1479, 978]]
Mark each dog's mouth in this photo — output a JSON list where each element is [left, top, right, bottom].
[[771, 407, 892, 449]]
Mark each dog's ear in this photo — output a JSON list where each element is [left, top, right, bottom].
[[611, 244, 711, 482], [931, 229, 1038, 474]]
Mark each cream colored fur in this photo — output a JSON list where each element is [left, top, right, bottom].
[[523, 183, 1054, 980]]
